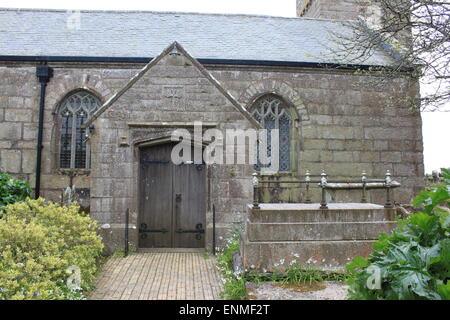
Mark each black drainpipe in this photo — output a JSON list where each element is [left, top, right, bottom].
[[35, 65, 53, 199]]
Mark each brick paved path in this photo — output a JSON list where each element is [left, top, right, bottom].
[[90, 251, 223, 300]]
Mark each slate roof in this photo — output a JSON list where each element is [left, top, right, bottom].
[[0, 8, 395, 66]]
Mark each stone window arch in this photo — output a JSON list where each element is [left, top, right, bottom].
[[250, 94, 295, 173], [58, 90, 101, 169]]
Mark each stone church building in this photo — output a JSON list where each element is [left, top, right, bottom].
[[0, 1, 424, 252]]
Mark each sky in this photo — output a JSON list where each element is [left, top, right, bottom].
[[2, 0, 449, 174]]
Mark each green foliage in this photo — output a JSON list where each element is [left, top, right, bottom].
[[346, 168, 450, 300], [281, 265, 325, 284], [217, 226, 246, 300], [0, 173, 31, 211], [217, 227, 241, 271], [111, 247, 137, 258], [0, 198, 104, 300], [245, 264, 347, 284], [222, 277, 247, 300]]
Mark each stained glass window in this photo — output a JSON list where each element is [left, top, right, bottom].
[[251, 95, 292, 172], [59, 91, 100, 169]]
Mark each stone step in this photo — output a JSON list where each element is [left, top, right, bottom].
[[247, 221, 397, 241], [240, 238, 376, 270], [249, 203, 396, 223]]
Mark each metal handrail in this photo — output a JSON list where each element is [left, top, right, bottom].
[[253, 170, 399, 209], [257, 179, 386, 184]]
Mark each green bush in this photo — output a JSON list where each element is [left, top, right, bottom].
[[0, 173, 31, 211], [0, 198, 104, 300], [346, 168, 450, 300]]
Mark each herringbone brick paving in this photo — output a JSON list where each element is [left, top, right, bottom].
[[90, 252, 223, 300]]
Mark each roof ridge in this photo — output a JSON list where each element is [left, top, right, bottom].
[[0, 7, 347, 22]]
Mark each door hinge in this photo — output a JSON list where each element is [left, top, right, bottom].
[[139, 223, 168, 234], [175, 223, 205, 240]]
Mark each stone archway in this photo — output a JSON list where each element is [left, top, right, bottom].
[[239, 79, 310, 122]]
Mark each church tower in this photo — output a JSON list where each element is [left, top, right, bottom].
[[297, 0, 370, 20], [297, 0, 410, 47]]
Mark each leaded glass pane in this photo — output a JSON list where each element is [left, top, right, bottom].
[[60, 112, 72, 168], [75, 111, 87, 169], [279, 114, 291, 172], [251, 95, 292, 172], [59, 91, 100, 169], [265, 113, 276, 166]]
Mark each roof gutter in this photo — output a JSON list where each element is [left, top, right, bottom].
[[0, 55, 414, 72]]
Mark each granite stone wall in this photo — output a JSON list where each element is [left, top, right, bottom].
[[209, 67, 425, 204], [0, 66, 39, 184], [0, 64, 135, 208], [0, 58, 425, 251]]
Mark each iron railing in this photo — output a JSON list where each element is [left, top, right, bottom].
[[124, 208, 129, 257], [212, 204, 216, 256], [252, 170, 400, 209]]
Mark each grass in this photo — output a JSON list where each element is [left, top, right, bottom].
[[110, 246, 137, 258], [203, 252, 211, 260]]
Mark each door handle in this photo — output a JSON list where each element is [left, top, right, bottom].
[[175, 194, 182, 202]]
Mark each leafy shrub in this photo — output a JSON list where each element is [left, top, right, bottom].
[[0, 198, 104, 300], [0, 173, 31, 211], [346, 168, 450, 300]]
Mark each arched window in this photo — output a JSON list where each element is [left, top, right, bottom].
[[59, 91, 101, 169], [251, 95, 292, 172]]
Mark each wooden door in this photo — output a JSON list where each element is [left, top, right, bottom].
[[139, 143, 206, 248], [139, 143, 173, 248]]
